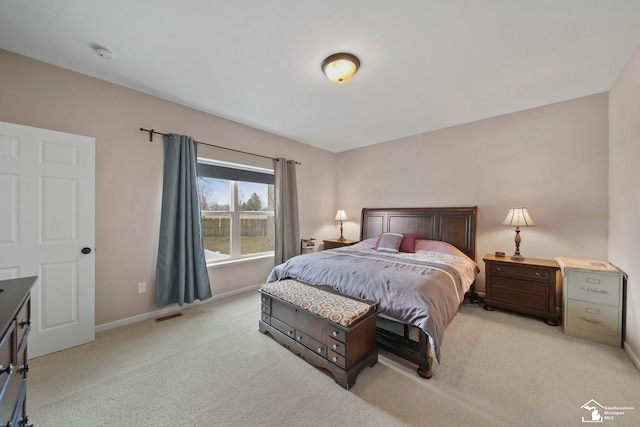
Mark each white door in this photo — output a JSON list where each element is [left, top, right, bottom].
[[0, 121, 95, 358]]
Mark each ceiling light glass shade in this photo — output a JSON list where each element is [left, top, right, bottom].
[[322, 53, 360, 84], [334, 210, 348, 221], [502, 208, 536, 227]]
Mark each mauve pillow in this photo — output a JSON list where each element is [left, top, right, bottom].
[[375, 233, 404, 253], [399, 233, 418, 253]]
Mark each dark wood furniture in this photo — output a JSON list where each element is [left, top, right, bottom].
[[259, 285, 379, 389], [1, 276, 36, 427], [322, 238, 358, 250], [483, 254, 562, 325], [360, 206, 477, 379]]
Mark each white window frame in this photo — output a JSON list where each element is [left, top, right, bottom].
[[198, 158, 274, 264]]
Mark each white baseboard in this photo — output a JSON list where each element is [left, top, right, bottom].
[[624, 341, 640, 370], [95, 283, 262, 333]]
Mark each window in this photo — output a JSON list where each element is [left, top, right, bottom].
[[197, 159, 275, 263]]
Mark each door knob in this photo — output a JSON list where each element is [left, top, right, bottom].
[[81, 247, 92, 254]]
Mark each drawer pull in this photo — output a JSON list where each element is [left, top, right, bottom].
[[535, 272, 541, 277], [332, 331, 338, 337], [0, 363, 14, 375], [332, 344, 338, 350], [579, 316, 602, 324], [19, 318, 31, 327], [287, 330, 293, 336], [332, 356, 338, 362], [317, 348, 322, 353], [579, 287, 607, 294], [586, 278, 601, 285], [297, 336, 302, 341], [496, 267, 502, 272], [20, 363, 30, 374]]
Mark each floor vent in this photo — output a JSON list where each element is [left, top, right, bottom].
[[155, 312, 184, 323]]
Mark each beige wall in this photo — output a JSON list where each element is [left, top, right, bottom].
[[1, 48, 631, 355], [609, 46, 640, 361], [0, 49, 337, 325], [336, 93, 610, 291]]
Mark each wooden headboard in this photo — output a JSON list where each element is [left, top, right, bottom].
[[360, 207, 478, 261]]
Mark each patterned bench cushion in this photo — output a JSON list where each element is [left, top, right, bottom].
[[260, 279, 374, 327]]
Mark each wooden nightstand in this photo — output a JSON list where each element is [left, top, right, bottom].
[[483, 254, 562, 325], [323, 239, 358, 250]]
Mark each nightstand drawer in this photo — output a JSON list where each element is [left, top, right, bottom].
[[490, 264, 549, 282], [491, 276, 548, 296], [566, 270, 621, 306], [491, 287, 548, 311], [565, 300, 619, 337]]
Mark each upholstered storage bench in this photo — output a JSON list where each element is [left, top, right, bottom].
[[259, 279, 379, 389]]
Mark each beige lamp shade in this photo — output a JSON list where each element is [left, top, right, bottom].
[[502, 208, 536, 227], [334, 210, 348, 221]]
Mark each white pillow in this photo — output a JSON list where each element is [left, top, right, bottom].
[[415, 239, 469, 258], [376, 233, 404, 253]]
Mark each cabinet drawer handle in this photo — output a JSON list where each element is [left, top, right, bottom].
[[332, 331, 338, 337], [579, 287, 607, 294], [496, 267, 502, 272], [332, 356, 338, 362], [317, 348, 322, 353], [332, 344, 338, 350], [19, 318, 31, 327], [535, 272, 541, 277], [20, 364, 30, 374], [579, 316, 602, 324]]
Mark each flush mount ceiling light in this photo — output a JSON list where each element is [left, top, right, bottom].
[[321, 53, 360, 84]]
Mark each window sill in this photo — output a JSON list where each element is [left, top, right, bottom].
[[206, 253, 274, 268]]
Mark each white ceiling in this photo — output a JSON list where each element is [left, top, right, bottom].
[[1, 1, 640, 153]]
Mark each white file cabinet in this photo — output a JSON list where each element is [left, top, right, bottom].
[[563, 267, 624, 347]]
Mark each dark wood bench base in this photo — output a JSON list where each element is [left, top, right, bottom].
[[259, 286, 379, 390]]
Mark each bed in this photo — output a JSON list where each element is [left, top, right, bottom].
[[267, 206, 478, 378]]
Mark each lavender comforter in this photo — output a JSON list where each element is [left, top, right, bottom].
[[267, 241, 478, 361]]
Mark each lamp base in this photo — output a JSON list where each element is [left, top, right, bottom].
[[511, 254, 525, 261], [337, 237, 346, 242]]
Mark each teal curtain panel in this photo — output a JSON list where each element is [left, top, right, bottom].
[[156, 134, 212, 307]]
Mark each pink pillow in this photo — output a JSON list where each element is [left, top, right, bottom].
[[399, 233, 418, 253]]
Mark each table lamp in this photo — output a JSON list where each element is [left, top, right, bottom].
[[502, 208, 535, 261], [334, 210, 348, 241]]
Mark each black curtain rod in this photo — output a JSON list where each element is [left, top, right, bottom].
[[139, 127, 300, 165]]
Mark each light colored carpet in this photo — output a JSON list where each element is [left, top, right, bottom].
[[27, 291, 640, 426]]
